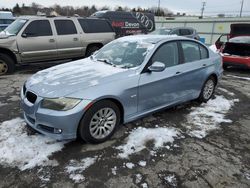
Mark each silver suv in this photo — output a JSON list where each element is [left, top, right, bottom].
[[0, 16, 115, 75]]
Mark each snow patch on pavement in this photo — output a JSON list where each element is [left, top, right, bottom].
[[186, 95, 238, 138], [117, 127, 180, 158], [111, 166, 117, 175], [0, 102, 7, 107], [0, 118, 65, 171], [218, 87, 235, 96], [227, 75, 250, 81], [65, 156, 97, 183], [164, 174, 177, 187], [125, 162, 135, 169], [135, 174, 142, 184], [138, 161, 147, 167]]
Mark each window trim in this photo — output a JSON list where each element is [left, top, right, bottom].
[[54, 19, 78, 35], [141, 40, 181, 74], [22, 19, 53, 37]]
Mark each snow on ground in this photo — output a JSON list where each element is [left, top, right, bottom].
[[65, 156, 97, 183], [244, 173, 250, 180], [138, 161, 147, 167], [227, 75, 250, 81], [125, 162, 135, 169], [135, 174, 142, 184], [218, 87, 235, 96], [0, 102, 7, 107], [117, 127, 180, 158], [209, 45, 219, 53], [111, 166, 117, 175], [186, 95, 238, 138], [0, 118, 65, 171], [164, 174, 177, 187]]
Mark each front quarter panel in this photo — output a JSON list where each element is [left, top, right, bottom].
[[66, 69, 140, 122]]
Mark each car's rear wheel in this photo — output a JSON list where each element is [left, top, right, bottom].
[[0, 54, 15, 75], [78, 100, 120, 143], [198, 77, 216, 103]]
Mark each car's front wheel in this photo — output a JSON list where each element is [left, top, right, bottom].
[[198, 76, 216, 103], [0, 54, 15, 75], [78, 100, 120, 143]]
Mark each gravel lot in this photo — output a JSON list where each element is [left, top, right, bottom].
[[0, 63, 250, 188]]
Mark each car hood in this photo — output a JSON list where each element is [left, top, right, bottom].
[[26, 58, 131, 98]]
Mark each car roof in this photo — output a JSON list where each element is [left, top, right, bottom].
[[117, 35, 188, 44], [157, 27, 195, 30]]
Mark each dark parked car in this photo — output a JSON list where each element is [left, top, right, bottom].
[[90, 11, 155, 37], [150, 27, 200, 40]]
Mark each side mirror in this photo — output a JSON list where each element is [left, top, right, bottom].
[[148, 61, 166, 72]]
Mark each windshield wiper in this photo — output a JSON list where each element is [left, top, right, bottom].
[[96, 58, 116, 67]]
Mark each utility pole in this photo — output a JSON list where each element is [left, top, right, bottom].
[[200, 1, 206, 19], [240, 0, 244, 17], [157, 0, 161, 18]]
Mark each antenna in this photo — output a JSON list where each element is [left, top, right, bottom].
[[240, 0, 244, 17], [201, 1, 206, 19]]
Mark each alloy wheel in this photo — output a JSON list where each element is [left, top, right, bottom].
[[89, 107, 117, 139], [203, 79, 215, 100]]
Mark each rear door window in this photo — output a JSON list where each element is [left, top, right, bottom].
[[200, 45, 209, 59], [78, 19, 113, 33], [54, 20, 77, 35], [181, 41, 201, 63], [23, 20, 52, 37]]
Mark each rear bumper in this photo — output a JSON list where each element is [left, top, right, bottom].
[[223, 56, 250, 69]]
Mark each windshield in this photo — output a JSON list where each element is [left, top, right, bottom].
[[151, 28, 171, 35], [93, 40, 155, 68], [4, 19, 27, 36]]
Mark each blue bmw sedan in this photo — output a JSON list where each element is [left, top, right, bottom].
[[21, 35, 223, 143]]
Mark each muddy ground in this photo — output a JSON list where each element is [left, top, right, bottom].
[[0, 63, 249, 188]]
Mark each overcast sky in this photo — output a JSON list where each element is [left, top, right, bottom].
[[1, 0, 250, 15]]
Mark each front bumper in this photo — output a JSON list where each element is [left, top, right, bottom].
[[20, 89, 92, 140]]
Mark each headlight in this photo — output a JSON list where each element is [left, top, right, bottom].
[[41, 97, 81, 111]]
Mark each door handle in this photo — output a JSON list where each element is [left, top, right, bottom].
[[203, 64, 207, 67], [49, 39, 55, 43], [176, 71, 182, 75], [73, 38, 79, 41]]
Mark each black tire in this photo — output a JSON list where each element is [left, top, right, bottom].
[[198, 76, 216, 103], [85, 45, 101, 57], [78, 100, 121, 144], [0, 53, 15, 75]]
